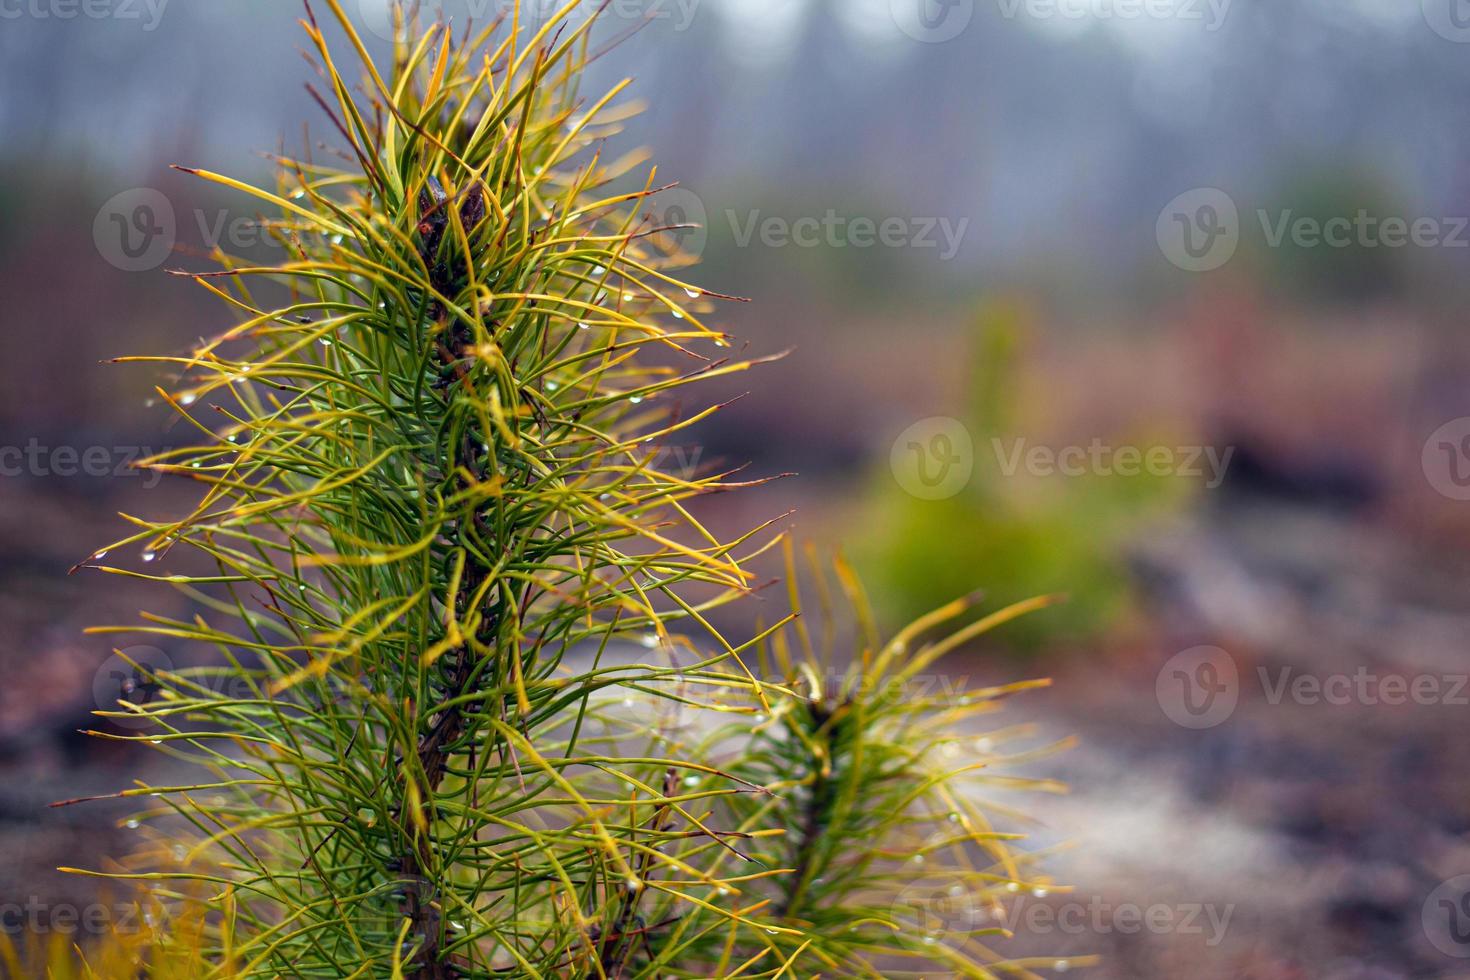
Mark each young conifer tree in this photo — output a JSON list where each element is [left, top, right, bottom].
[[69, 3, 1084, 976]]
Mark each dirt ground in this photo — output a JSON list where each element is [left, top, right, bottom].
[[4, 477, 1470, 978]]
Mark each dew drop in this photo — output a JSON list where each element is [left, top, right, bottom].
[[682, 774, 700, 787], [179, 393, 197, 406], [141, 551, 156, 563], [624, 876, 644, 893], [949, 884, 964, 896], [765, 928, 778, 935], [93, 550, 109, 560], [622, 292, 635, 302], [672, 310, 684, 319], [125, 819, 140, 830], [629, 395, 643, 405], [578, 322, 589, 330], [1033, 887, 1049, 898], [922, 935, 936, 945], [641, 633, 659, 648], [1006, 882, 1020, 893], [716, 886, 731, 896], [1055, 962, 1070, 973], [319, 338, 333, 347], [593, 265, 605, 276], [947, 812, 960, 823], [684, 288, 699, 299], [912, 854, 925, 865]]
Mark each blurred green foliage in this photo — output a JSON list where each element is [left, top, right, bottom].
[[859, 301, 1191, 651], [1255, 167, 1408, 304]]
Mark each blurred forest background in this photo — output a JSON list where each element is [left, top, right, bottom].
[[5, 2, 1470, 976]]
